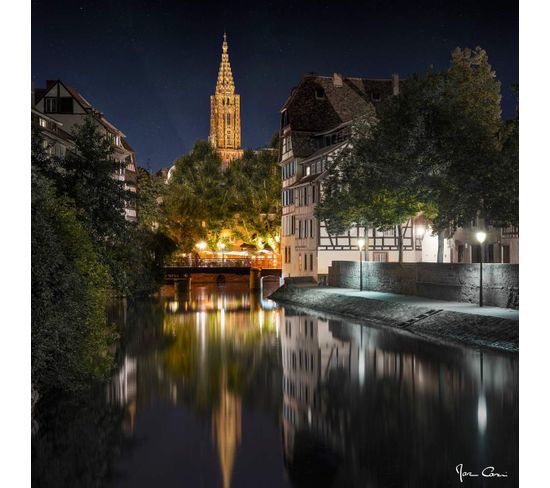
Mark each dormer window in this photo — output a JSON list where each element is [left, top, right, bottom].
[[281, 109, 289, 128], [315, 88, 326, 100], [43, 97, 58, 113]]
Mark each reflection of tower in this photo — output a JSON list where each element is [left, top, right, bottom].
[[212, 370, 242, 488]]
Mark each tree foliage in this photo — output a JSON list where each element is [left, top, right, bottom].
[[32, 162, 113, 395], [317, 47, 518, 261], [163, 141, 281, 253]]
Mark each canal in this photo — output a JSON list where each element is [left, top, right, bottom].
[[33, 283, 518, 487]]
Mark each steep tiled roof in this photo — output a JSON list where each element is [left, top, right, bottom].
[[281, 74, 396, 133], [280, 73, 401, 159]]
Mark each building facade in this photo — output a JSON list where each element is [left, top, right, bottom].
[[278, 73, 518, 282], [32, 80, 138, 221], [209, 33, 243, 168], [279, 73, 437, 281]]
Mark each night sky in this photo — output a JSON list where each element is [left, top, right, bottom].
[[32, 0, 518, 172]]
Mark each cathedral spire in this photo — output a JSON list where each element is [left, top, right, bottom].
[[216, 32, 234, 94], [210, 32, 243, 168]]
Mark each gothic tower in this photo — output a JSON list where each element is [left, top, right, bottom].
[[210, 32, 243, 168]]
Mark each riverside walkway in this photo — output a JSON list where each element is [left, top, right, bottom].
[[317, 288, 519, 320]]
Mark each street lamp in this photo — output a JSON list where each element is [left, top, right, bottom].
[[358, 238, 365, 291], [196, 241, 207, 251], [415, 224, 426, 261], [218, 242, 226, 266], [476, 231, 487, 307]]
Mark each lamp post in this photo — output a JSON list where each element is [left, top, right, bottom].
[[218, 242, 226, 266], [476, 231, 487, 307], [416, 224, 426, 262], [358, 239, 365, 291], [195, 241, 207, 266]]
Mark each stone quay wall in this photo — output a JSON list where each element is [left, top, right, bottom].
[[327, 262, 519, 309]]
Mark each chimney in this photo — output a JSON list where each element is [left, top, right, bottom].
[[392, 73, 400, 96], [333, 72, 343, 88]]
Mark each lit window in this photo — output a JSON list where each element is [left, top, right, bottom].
[[39, 117, 46, 128]]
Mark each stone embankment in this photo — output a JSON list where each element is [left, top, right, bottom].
[[270, 286, 518, 352]]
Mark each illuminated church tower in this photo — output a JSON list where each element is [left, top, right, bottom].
[[210, 33, 243, 168]]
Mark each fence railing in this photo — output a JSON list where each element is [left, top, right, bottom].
[[168, 256, 281, 269]]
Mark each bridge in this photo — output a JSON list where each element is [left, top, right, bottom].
[[163, 262, 282, 290]]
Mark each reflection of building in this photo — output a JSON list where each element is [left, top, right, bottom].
[[280, 309, 518, 486], [212, 371, 242, 488], [209, 33, 243, 168], [281, 311, 354, 462], [32, 80, 138, 221], [107, 355, 138, 433]]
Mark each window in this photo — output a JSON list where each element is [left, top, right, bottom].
[[309, 220, 314, 239], [281, 110, 289, 128], [310, 253, 314, 271], [58, 97, 73, 113], [226, 113, 231, 125], [373, 252, 388, 262], [315, 87, 326, 100], [39, 117, 46, 128], [299, 254, 302, 271], [312, 185, 317, 203], [298, 220, 303, 239], [306, 166, 311, 176], [502, 245, 510, 263], [43, 97, 58, 113], [282, 136, 292, 155], [457, 245, 465, 263]]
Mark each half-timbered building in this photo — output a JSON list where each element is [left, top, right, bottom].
[[278, 72, 445, 281], [32, 80, 138, 221]]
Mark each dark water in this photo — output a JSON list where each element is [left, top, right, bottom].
[[33, 283, 518, 488]]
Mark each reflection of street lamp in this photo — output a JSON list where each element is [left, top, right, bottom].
[[218, 242, 225, 266], [476, 231, 487, 307], [358, 239, 365, 291]]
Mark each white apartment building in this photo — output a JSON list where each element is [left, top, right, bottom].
[[32, 80, 138, 221]]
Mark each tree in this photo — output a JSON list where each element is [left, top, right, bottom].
[[317, 47, 517, 263], [32, 162, 113, 395], [163, 141, 281, 254], [225, 149, 281, 251], [163, 141, 227, 251]]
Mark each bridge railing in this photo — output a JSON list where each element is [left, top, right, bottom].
[[168, 256, 281, 269]]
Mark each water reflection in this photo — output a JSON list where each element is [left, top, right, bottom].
[[108, 283, 286, 488], [280, 308, 518, 487], [55, 283, 517, 488]]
